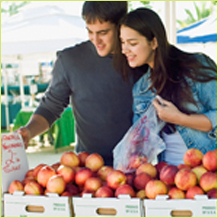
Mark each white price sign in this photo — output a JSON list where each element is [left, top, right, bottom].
[[1, 132, 29, 193]]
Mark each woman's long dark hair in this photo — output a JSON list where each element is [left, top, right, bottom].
[[114, 8, 217, 114]]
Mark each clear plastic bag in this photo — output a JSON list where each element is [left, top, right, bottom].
[[113, 103, 166, 173]]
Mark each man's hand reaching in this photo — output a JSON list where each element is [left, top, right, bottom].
[[16, 126, 31, 149]]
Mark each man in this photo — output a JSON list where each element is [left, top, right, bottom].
[[18, 1, 143, 166]]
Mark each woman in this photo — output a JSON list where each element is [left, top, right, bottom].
[[114, 8, 217, 165]]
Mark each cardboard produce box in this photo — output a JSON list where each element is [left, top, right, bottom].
[[1, 132, 73, 217], [4, 192, 73, 217], [1, 196, 4, 217], [72, 194, 143, 217], [143, 195, 217, 217]]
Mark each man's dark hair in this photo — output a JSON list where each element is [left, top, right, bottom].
[[82, 1, 128, 24]]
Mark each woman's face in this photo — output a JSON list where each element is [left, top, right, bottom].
[[120, 25, 157, 68]]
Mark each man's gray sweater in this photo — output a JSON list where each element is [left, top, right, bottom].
[[35, 41, 143, 166]]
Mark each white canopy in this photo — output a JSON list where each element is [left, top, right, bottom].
[[1, 4, 88, 130], [177, 14, 217, 44], [1, 5, 88, 58]]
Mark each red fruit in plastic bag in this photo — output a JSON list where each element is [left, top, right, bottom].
[[127, 153, 148, 170]]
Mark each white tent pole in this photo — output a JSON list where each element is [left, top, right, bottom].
[[3, 64, 10, 131], [165, 1, 177, 45], [18, 56, 25, 108]]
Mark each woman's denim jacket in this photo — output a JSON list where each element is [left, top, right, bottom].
[[132, 56, 217, 157]]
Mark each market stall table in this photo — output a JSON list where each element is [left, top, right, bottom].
[[1, 103, 21, 128], [53, 107, 76, 150], [1, 83, 49, 95], [13, 107, 75, 151]]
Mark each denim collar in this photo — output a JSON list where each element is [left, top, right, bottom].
[[139, 67, 152, 94]]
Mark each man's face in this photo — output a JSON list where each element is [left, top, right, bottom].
[[86, 20, 117, 57]]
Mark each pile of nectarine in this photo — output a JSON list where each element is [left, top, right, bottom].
[[7, 148, 217, 200]]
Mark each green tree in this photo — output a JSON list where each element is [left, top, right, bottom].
[[177, 1, 217, 29], [139, 1, 151, 7], [129, 1, 151, 11], [1, 1, 29, 16]]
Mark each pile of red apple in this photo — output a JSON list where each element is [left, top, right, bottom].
[[7, 148, 217, 200]]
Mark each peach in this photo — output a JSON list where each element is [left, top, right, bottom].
[[8, 180, 24, 194], [33, 164, 46, 179], [61, 191, 73, 197], [84, 177, 102, 192], [202, 150, 217, 172], [175, 169, 197, 191], [101, 181, 108, 187], [160, 165, 178, 185], [127, 153, 148, 170], [80, 189, 95, 197], [125, 172, 135, 187], [25, 169, 34, 178], [60, 151, 80, 168], [75, 167, 93, 186], [115, 184, 136, 198], [183, 148, 203, 168], [207, 188, 217, 199], [46, 175, 66, 195], [22, 177, 36, 186], [199, 172, 217, 192], [166, 184, 175, 192], [185, 186, 204, 199], [97, 166, 114, 181], [177, 164, 191, 170], [106, 170, 127, 190], [136, 163, 157, 178], [133, 173, 152, 190], [136, 190, 147, 199], [24, 181, 44, 195], [155, 161, 168, 176], [192, 165, 208, 183], [85, 153, 104, 172], [95, 186, 114, 198], [73, 166, 82, 173], [77, 185, 85, 193], [37, 165, 56, 187], [57, 165, 75, 183], [145, 180, 168, 199], [65, 183, 79, 196], [44, 189, 49, 195], [51, 162, 61, 172], [78, 151, 90, 167], [168, 187, 185, 199]]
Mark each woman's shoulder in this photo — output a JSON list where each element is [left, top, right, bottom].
[[187, 52, 216, 68], [171, 46, 216, 67], [197, 53, 216, 67]]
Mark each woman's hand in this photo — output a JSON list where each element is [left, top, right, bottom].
[[152, 97, 183, 125], [152, 96, 213, 132]]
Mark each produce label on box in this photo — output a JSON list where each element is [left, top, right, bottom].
[[72, 194, 143, 217], [1, 132, 29, 193], [201, 205, 217, 216], [4, 192, 73, 217], [144, 195, 217, 217]]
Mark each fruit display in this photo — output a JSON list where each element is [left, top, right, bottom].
[[7, 148, 217, 200]]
